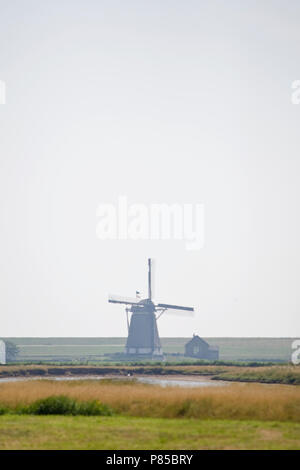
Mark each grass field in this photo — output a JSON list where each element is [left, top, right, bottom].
[[1, 343, 299, 450], [0, 415, 299, 450], [1, 337, 297, 362], [0, 377, 299, 449]]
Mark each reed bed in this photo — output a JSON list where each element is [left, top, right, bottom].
[[0, 379, 299, 422]]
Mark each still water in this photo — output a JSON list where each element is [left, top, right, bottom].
[[0, 375, 227, 388]]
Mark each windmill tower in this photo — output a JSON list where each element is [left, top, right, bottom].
[[108, 259, 194, 359]]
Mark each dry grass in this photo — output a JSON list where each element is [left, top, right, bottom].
[[0, 379, 299, 422], [0, 364, 227, 375]]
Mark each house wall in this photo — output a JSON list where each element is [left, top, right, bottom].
[[185, 338, 219, 360]]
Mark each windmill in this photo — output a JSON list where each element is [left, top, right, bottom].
[[108, 259, 194, 358]]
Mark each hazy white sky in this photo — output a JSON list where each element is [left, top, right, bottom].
[[0, 0, 299, 337]]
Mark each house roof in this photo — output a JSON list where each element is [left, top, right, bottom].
[[185, 335, 210, 348]]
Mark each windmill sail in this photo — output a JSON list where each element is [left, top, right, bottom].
[[157, 303, 194, 312], [148, 258, 153, 300], [108, 294, 140, 305]]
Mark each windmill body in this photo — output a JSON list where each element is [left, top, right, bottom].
[[126, 301, 163, 357], [108, 259, 194, 359]]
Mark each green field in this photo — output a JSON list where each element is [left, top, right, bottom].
[[0, 415, 299, 450], [1, 337, 296, 363], [0, 370, 299, 450]]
